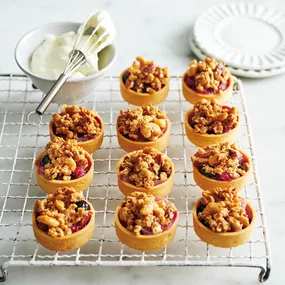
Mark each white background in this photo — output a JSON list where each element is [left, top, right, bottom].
[[1, 0, 285, 284]]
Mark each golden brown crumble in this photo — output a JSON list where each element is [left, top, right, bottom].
[[119, 192, 177, 235], [52, 105, 102, 141], [34, 187, 93, 238], [117, 105, 168, 141], [119, 148, 173, 189], [191, 143, 250, 181], [38, 137, 90, 181], [123, 56, 169, 94], [186, 57, 231, 93], [197, 187, 250, 233], [189, 99, 238, 134]]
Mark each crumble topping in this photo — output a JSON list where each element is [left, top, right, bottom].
[[38, 137, 90, 181], [117, 105, 168, 141], [123, 56, 169, 94], [118, 192, 177, 235], [52, 105, 102, 141], [189, 99, 238, 134], [119, 147, 173, 189], [185, 57, 231, 93], [34, 187, 93, 238], [197, 187, 250, 233], [191, 143, 250, 181]]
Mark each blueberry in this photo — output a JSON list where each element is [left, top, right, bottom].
[[75, 200, 90, 211], [200, 169, 216, 179], [142, 83, 151, 93], [122, 71, 130, 84], [41, 155, 51, 166]]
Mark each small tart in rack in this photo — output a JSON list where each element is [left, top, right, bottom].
[[49, 105, 104, 154], [115, 192, 178, 251], [116, 147, 174, 197], [184, 99, 239, 147], [193, 187, 255, 248], [191, 143, 250, 191], [120, 56, 169, 106], [32, 187, 95, 252], [182, 57, 234, 104], [117, 105, 171, 152], [35, 138, 94, 194]]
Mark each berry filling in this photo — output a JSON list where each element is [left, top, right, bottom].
[[185, 75, 230, 95], [118, 192, 178, 236], [192, 143, 249, 181], [70, 212, 92, 233]]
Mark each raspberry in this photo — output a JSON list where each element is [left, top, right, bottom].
[[72, 166, 86, 179]]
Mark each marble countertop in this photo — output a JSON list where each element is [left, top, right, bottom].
[[1, 0, 284, 284]]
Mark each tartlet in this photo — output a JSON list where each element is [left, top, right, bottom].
[[185, 99, 239, 147], [32, 187, 95, 252], [191, 143, 250, 191], [182, 57, 234, 104], [115, 192, 179, 251], [117, 105, 171, 152], [120, 56, 169, 106], [192, 187, 255, 248], [35, 138, 94, 194], [49, 105, 104, 154], [116, 147, 174, 197]]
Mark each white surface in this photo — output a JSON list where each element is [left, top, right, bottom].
[[189, 33, 285, 78], [0, 0, 284, 284], [193, 3, 285, 70]]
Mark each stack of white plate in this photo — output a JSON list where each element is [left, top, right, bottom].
[[189, 3, 285, 78]]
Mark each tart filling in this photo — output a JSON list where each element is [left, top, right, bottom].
[[118, 192, 178, 235], [197, 187, 252, 233], [184, 57, 231, 95], [119, 147, 173, 189], [191, 143, 250, 181], [189, 99, 238, 134], [117, 105, 168, 142], [37, 137, 92, 181], [52, 105, 102, 142], [34, 187, 93, 237], [122, 56, 169, 94]]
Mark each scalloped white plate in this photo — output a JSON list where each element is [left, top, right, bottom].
[[189, 33, 285, 78], [193, 3, 285, 70]]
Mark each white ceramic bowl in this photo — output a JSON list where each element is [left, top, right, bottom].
[[15, 22, 116, 104]]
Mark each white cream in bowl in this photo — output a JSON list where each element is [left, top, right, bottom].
[[30, 11, 115, 80]]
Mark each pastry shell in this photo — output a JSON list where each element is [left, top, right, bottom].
[[193, 198, 255, 248], [184, 108, 239, 147], [116, 118, 171, 152], [120, 69, 169, 106], [115, 202, 178, 251], [192, 149, 251, 192], [35, 150, 94, 194], [32, 202, 95, 252], [116, 151, 175, 197], [49, 116, 104, 154], [182, 72, 234, 104]]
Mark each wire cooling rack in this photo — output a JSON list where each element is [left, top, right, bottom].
[[0, 74, 271, 282]]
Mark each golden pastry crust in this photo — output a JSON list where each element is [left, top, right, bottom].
[[49, 105, 104, 154], [182, 72, 233, 105], [33, 202, 95, 252], [184, 107, 239, 147], [193, 197, 255, 248], [191, 143, 251, 191], [117, 105, 171, 152], [116, 148, 174, 197], [120, 68, 169, 106], [115, 193, 178, 251], [35, 150, 94, 194]]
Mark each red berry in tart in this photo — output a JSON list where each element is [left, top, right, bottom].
[[115, 192, 179, 251]]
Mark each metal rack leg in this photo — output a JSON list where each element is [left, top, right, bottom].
[[258, 266, 271, 283], [0, 266, 7, 282]]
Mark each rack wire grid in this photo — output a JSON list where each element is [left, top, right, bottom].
[[0, 74, 271, 283]]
